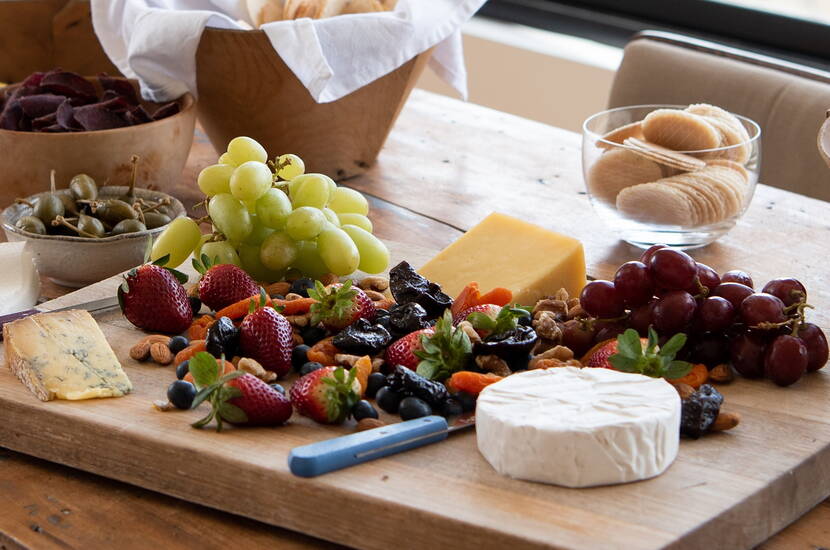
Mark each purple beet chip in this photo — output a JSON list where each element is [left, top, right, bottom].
[[0, 100, 23, 130], [98, 73, 140, 105], [18, 94, 67, 118], [73, 103, 129, 130], [39, 124, 67, 133], [40, 71, 97, 101], [21, 72, 45, 88], [56, 99, 82, 130], [152, 102, 180, 120], [97, 96, 131, 113], [32, 112, 58, 130], [125, 105, 152, 125]]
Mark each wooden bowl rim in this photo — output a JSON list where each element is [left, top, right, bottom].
[[1, 186, 186, 244], [0, 76, 196, 138]]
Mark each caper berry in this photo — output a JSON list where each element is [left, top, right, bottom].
[[32, 194, 65, 224], [15, 215, 47, 235], [96, 199, 138, 225], [77, 214, 106, 238], [111, 219, 147, 235], [142, 211, 171, 229], [69, 174, 98, 201], [58, 193, 79, 216]]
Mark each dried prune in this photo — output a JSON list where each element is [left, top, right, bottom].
[[332, 318, 392, 356], [680, 384, 723, 439], [474, 325, 538, 363], [388, 302, 430, 336], [389, 261, 452, 319], [206, 316, 240, 359], [386, 365, 449, 409]]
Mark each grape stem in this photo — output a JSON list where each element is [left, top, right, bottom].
[[692, 277, 709, 300]]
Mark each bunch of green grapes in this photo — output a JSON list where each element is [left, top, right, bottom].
[[151, 136, 389, 281]]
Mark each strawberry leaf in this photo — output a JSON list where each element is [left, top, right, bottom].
[[218, 402, 247, 424], [167, 267, 189, 284], [152, 254, 170, 267], [414, 310, 472, 381], [189, 352, 220, 389], [308, 280, 358, 326], [608, 329, 690, 380], [416, 362, 438, 380], [616, 329, 643, 359], [664, 360, 694, 379], [608, 354, 639, 372], [659, 333, 687, 359], [191, 384, 218, 409], [467, 312, 497, 332]]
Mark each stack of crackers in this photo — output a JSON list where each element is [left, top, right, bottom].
[[587, 104, 753, 227], [247, 0, 397, 26]]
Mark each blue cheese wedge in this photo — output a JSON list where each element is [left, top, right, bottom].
[[3, 310, 132, 401]]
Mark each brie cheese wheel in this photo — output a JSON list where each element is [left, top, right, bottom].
[[0, 242, 40, 315], [476, 367, 680, 487]]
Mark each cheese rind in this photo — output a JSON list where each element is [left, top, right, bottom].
[[476, 367, 680, 487], [0, 242, 40, 315], [3, 310, 132, 401], [418, 213, 586, 306]]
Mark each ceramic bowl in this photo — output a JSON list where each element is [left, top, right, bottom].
[[0, 76, 196, 209], [1, 187, 185, 287]]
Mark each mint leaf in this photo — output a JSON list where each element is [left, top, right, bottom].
[[659, 333, 687, 360], [664, 360, 693, 379], [616, 329, 643, 359], [189, 352, 220, 390]]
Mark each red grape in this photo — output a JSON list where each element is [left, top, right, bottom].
[[628, 301, 655, 336], [695, 262, 721, 293], [652, 290, 696, 334], [594, 320, 626, 343], [614, 261, 654, 307], [798, 323, 829, 372], [561, 319, 596, 357], [721, 270, 754, 288], [639, 244, 667, 266], [579, 280, 624, 318], [648, 249, 698, 290], [730, 333, 767, 378], [695, 296, 735, 333], [764, 334, 808, 386], [690, 333, 730, 366], [711, 282, 754, 310], [740, 293, 786, 327], [761, 278, 806, 307]]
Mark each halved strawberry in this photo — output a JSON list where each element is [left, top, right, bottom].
[[308, 279, 375, 331], [194, 254, 260, 312], [119, 261, 192, 334], [239, 303, 293, 376], [452, 304, 501, 325], [386, 327, 435, 370], [289, 366, 361, 424], [582, 338, 627, 369]]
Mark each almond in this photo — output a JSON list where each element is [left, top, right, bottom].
[[711, 411, 741, 432], [150, 342, 174, 365], [356, 418, 385, 432], [142, 334, 171, 346], [130, 341, 151, 361], [709, 363, 735, 383], [671, 382, 696, 400]]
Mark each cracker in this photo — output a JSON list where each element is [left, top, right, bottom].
[[587, 148, 664, 204], [642, 109, 722, 151], [616, 181, 697, 226]]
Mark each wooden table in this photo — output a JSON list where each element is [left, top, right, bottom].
[[2, 90, 830, 549]]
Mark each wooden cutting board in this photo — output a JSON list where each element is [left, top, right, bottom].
[[1, 241, 829, 550]]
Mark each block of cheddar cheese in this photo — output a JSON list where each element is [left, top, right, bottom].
[[3, 310, 132, 401], [418, 213, 586, 306]]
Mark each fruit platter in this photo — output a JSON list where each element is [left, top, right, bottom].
[[2, 91, 830, 550]]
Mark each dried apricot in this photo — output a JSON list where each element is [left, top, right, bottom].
[[447, 371, 503, 395]]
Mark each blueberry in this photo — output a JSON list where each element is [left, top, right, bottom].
[[300, 361, 325, 376], [168, 335, 189, 354], [167, 380, 196, 410], [290, 277, 315, 297], [292, 344, 311, 370], [365, 372, 387, 399], [452, 391, 477, 413], [270, 383, 286, 395], [375, 308, 389, 318], [175, 360, 190, 380], [375, 386, 403, 414], [440, 398, 463, 417], [188, 296, 202, 315], [300, 326, 327, 347], [352, 399, 379, 421], [398, 397, 432, 420]]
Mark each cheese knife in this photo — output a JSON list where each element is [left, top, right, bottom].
[[0, 296, 119, 339], [288, 413, 476, 478]]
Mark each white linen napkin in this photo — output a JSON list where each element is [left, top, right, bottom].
[[91, 0, 484, 104]]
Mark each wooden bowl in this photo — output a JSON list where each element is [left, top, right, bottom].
[[0, 77, 196, 209], [195, 28, 431, 180], [1, 186, 186, 287]]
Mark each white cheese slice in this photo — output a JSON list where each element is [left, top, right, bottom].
[[0, 242, 40, 315], [476, 367, 680, 487]]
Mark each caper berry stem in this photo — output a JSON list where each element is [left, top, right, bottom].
[[52, 215, 100, 238], [14, 198, 35, 208], [50, 169, 57, 193], [126, 154, 140, 202]]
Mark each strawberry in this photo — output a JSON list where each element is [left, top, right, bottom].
[[289, 366, 361, 424], [464, 305, 531, 339], [194, 254, 259, 312], [452, 304, 501, 325], [386, 327, 435, 370], [189, 352, 291, 431], [239, 302, 293, 376], [118, 262, 192, 334], [413, 310, 473, 380], [308, 280, 375, 331], [582, 338, 625, 369], [590, 328, 693, 381]]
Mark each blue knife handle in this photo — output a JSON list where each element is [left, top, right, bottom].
[[0, 309, 39, 340], [288, 415, 449, 477]]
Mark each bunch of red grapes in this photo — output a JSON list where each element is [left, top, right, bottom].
[[575, 245, 828, 387]]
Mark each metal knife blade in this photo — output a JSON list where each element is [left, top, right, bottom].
[[0, 295, 119, 339]]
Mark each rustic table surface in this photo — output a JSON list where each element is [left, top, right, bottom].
[[2, 90, 829, 549]]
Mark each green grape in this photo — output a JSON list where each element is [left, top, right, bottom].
[[218, 152, 238, 166], [322, 207, 340, 227], [275, 153, 305, 180], [317, 226, 360, 276], [256, 188, 292, 229], [200, 240, 240, 266], [328, 187, 369, 215], [285, 206, 326, 241], [230, 161, 273, 202], [197, 164, 235, 196], [291, 174, 333, 208], [243, 199, 258, 214], [208, 193, 253, 243], [337, 213, 372, 232], [193, 233, 211, 259], [243, 214, 275, 245], [292, 240, 330, 279], [239, 243, 284, 283], [150, 216, 201, 268], [341, 225, 389, 274], [260, 231, 298, 271], [227, 136, 267, 165]]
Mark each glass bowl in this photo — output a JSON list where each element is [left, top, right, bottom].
[[582, 104, 761, 250]]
